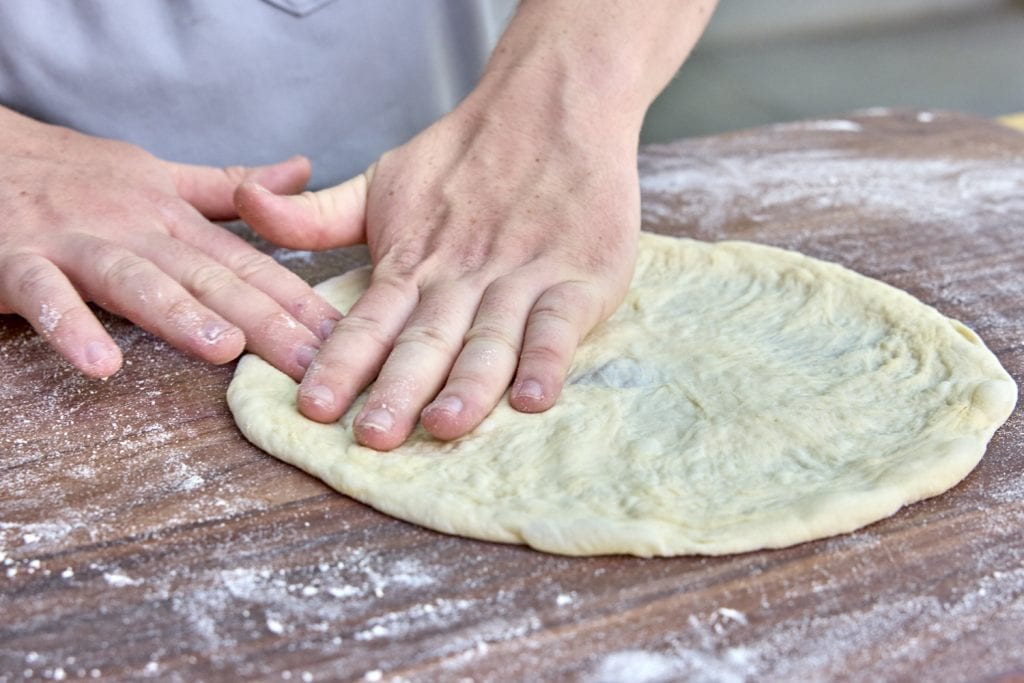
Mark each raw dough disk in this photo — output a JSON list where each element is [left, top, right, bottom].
[[228, 233, 1017, 557]]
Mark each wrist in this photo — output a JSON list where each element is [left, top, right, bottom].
[[471, 20, 649, 142], [0, 105, 73, 152], [468, 0, 716, 143], [0, 105, 35, 145]]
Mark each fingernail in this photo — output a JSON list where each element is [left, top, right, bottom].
[[296, 344, 317, 371], [426, 395, 463, 416], [303, 384, 336, 410], [85, 340, 112, 366], [201, 320, 235, 343], [514, 379, 544, 401], [358, 407, 394, 433], [319, 318, 338, 340]]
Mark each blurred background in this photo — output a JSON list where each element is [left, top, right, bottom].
[[640, 0, 1024, 142]]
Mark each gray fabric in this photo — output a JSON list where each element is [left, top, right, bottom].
[[0, 0, 514, 188]]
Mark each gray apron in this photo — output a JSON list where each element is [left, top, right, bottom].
[[0, 0, 513, 188]]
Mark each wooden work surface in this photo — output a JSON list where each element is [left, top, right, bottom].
[[2, 110, 1022, 682]]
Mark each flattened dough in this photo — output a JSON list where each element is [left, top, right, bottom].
[[228, 233, 1017, 557]]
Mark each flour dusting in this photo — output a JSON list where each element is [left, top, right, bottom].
[[2, 111, 1021, 682], [38, 303, 62, 335]]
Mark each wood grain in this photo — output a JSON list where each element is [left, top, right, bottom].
[[2, 110, 1022, 682]]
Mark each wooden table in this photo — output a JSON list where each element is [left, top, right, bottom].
[[2, 110, 1022, 682]]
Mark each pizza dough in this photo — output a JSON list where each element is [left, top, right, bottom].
[[227, 233, 1017, 557]]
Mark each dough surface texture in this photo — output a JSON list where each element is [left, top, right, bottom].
[[227, 233, 1017, 557]]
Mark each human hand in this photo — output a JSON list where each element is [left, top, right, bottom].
[[236, 0, 715, 451], [235, 88, 641, 450], [0, 108, 341, 379]]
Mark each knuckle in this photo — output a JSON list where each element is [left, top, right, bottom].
[[14, 259, 55, 299], [229, 249, 277, 282], [463, 321, 519, 354], [378, 247, 425, 280], [529, 302, 576, 329], [98, 251, 152, 291], [479, 279, 521, 317], [395, 323, 454, 354], [368, 271, 419, 305], [529, 281, 604, 332], [539, 281, 594, 314], [336, 313, 396, 351], [301, 189, 327, 212], [186, 263, 236, 297], [222, 165, 249, 183], [519, 341, 567, 369]]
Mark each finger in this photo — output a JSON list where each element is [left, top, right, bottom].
[[421, 276, 538, 441], [353, 284, 480, 451], [234, 165, 375, 250], [0, 253, 122, 378], [171, 155, 312, 220], [128, 232, 323, 380], [161, 204, 341, 340], [298, 271, 419, 423], [510, 281, 606, 413], [49, 234, 246, 365]]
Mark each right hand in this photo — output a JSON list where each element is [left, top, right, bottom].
[[0, 108, 341, 379]]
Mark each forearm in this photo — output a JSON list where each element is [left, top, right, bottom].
[[467, 0, 716, 138]]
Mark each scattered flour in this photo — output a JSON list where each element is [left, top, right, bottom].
[[266, 617, 286, 635], [38, 303, 62, 335], [769, 119, 864, 133], [640, 151, 1024, 242], [272, 248, 316, 266], [587, 648, 753, 683], [1, 112, 1020, 682], [103, 571, 143, 588]]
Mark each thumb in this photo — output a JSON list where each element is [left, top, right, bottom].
[[233, 164, 374, 250], [170, 155, 312, 221]]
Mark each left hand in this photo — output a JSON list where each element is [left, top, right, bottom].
[[236, 88, 640, 450]]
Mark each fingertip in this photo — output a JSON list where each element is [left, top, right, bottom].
[[233, 181, 299, 244], [295, 343, 317, 374], [282, 154, 313, 181], [252, 155, 312, 196], [238, 170, 369, 250], [202, 326, 247, 365], [167, 308, 247, 366], [421, 394, 468, 441], [233, 181, 320, 250], [233, 179, 273, 217], [510, 377, 556, 413], [354, 431, 400, 452], [78, 340, 123, 379], [297, 381, 343, 423], [354, 406, 407, 451], [318, 316, 339, 342]]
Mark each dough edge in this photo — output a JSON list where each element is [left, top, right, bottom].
[[227, 233, 1018, 557]]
